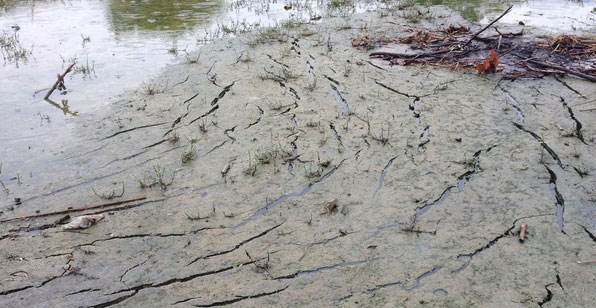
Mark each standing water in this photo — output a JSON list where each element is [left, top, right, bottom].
[[0, 0, 594, 186]]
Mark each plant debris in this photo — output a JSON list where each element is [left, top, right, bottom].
[[364, 14, 596, 82]]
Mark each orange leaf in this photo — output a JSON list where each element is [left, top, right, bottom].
[[476, 49, 499, 73]]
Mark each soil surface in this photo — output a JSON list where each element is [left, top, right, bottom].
[[1, 6, 595, 308]]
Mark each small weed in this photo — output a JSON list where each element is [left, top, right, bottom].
[[305, 74, 318, 92], [73, 57, 96, 78], [198, 119, 208, 133], [243, 153, 257, 176], [260, 67, 301, 83], [0, 162, 8, 195], [186, 206, 215, 221], [0, 31, 32, 65], [321, 199, 339, 215], [169, 131, 180, 144], [91, 183, 125, 200], [255, 147, 277, 165], [139, 165, 175, 191], [181, 144, 197, 164], [304, 162, 323, 179], [306, 120, 320, 128], [142, 81, 167, 96], [248, 25, 289, 47], [81, 34, 91, 47], [184, 51, 200, 64]]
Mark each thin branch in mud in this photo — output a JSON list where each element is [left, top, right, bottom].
[[0, 197, 147, 223], [91, 183, 125, 200], [525, 58, 596, 82], [245, 250, 272, 276]]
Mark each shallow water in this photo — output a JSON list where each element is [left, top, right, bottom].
[[0, 0, 593, 180]]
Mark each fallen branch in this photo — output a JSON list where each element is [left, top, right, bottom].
[[0, 196, 146, 223], [527, 59, 596, 82], [463, 5, 513, 47], [45, 62, 76, 100]]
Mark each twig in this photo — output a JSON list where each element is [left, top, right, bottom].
[[527, 59, 596, 82], [45, 62, 76, 100], [462, 5, 513, 48], [0, 196, 146, 223]]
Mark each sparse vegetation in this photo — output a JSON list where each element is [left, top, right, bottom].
[[73, 57, 96, 78], [142, 81, 167, 95], [0, 31, 32, 65], [0, 162, 8, 195], [181, 144, 197, 164], [91, 183, 125, 200], [139, 165, 175, 190]]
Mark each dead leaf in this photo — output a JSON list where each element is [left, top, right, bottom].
[[476, 49, 499, 73], [352, 36, 372, 49]]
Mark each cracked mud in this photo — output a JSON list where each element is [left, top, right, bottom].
[[1, 6, 595, 308]]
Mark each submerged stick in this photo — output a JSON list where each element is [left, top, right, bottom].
[[463, 5, 513, 48]]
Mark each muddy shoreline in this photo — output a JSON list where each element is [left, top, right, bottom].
[[1, 5, 595, 307]]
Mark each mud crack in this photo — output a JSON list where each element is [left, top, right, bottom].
[[273, 259, 370, 280], [330, 83, 349, 116], [413, 146, 495, 223], [455, 214, 552, 271], [513, 123, 563, 168], [97, 259, 264, 307], [103, 122, 168, 140], [373, 155, 399, 198], [561, 97, 587, 144], [174, 286, 288, 306], [544, 164, 565, 233], [186, 222, 283, 266], [237, 159, 346, 226]]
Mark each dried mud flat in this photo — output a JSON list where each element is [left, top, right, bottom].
[[1, 7, 595, 308]]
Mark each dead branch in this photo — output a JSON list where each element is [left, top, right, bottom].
[[0, 196, 146, 223], [45, 62, 76, 100], [462, 5, 513, 47], [526, 59, 596, 82]]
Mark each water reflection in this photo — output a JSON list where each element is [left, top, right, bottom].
[[107, 0, 224, 33]]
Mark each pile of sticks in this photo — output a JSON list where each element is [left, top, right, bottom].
[[363, 6, 596, 82]]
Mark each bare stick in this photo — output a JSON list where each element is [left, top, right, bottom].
[[462, 5, 513, 48], [0, 196, 146, 223], [527, 59, 596, 82], [45, 62, 76, 100]]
